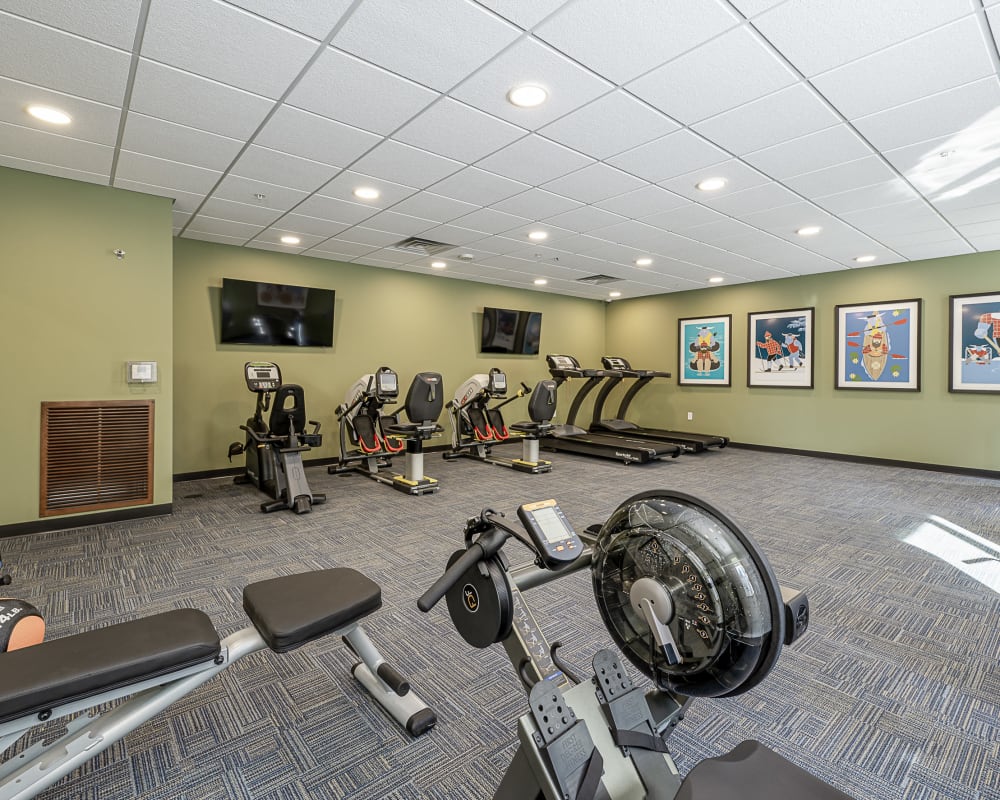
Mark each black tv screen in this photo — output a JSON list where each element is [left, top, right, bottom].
[[481, 307, 542, 355], [220, 278, 334, 347]]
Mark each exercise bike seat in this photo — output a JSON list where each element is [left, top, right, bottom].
[[676, 740, 854, 800], [243, 568, 381, 654], [0, 609, 220, 724]]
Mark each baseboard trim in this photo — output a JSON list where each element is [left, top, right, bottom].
[[728, 442, 1000, 480], [0, 503, 174, 539]]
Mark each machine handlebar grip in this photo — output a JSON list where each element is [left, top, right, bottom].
[[377, 662, 411, 696], [418, 544, 485, 612]]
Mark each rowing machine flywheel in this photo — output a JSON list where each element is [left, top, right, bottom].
[[444, 549, 513, 648]]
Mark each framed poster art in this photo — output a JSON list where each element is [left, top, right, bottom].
[[747, 307, 814, 389], [949, 291, 1000, 393], [835, 299, 921, 391], [678, 314, 731, 386]]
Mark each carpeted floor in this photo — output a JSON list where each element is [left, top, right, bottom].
[[3, 446, 999, 800]]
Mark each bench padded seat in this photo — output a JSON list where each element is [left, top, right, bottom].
[[0, 609, 220, 724], [243, 568, 381, 653], [677, 740, 855, 800]]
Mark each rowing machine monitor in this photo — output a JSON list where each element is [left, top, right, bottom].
[[517, 499, 582, 569]]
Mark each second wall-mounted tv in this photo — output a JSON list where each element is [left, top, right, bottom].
[[481, 307, 542, 355], [220, 278, 335, 347]]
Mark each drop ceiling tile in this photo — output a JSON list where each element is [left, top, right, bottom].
[[432, 167, 529, 205], [116, 151, 222, 195], [936, 201, 1000, 227], [0, 153, 108, 185], [0, 14, 131, 106], [114, 179, 205, 213], [659, 158, 770, 201], [250, 227, 327, 250], [390, 192, 479, 223], [750, 0, 973, 76], [212, 175, 308, 211], [541, 163, 646, 205], [709, 229, 840, 273], [628, 26, 797, 125], [256, 105, 381, 168], [143, 0, 317, 99], [230, 144, 339, 192], [451, 38, 612, 130], [198, 197, 283, 227], [225, 0, 355, 39], [535, 0, 737, 84], [784, 156, 897, 198], [186, 214, 262, 239], [306, 249, 360, 263], [473, 0, 569, 29], [130, 59, 273, 140], [293, 194, 379, 225], [878, 228, 967, 246], [277, 213, 352, 238], [894, 240, 974, 260], [333, 0, 519, 92], [393, 99, 526, 164], [287, 48, 437, 135], [588, 219, 683, 251], [336, 226, 406, 247], [739, 200, 830, 235], [247, 239, 322, 254], [594, 185, 688, 218], [467, 235, 535, 255], [0, 77, 121, 145], [742, 125, 874, 181], [641, 203, 727, 233], [811, 18, 993, 121], [409, 224, 486, 246], [0, 123, 114, 176], [351, 140, 463, 189], [2, 0, 142, 49], [361, 210, 437, 236], [541, 205, 628, 233], [310, 238, 378, 257], [354, 248, 424, 265], [881, 137, 1000, 205], [501, 223, 577, 245], [696, 84, 841, 156], [316, 170, 419, 207], [543, 233, 615, 255], [705, 181, 800, 215], [728, 0, 786, 17], [121, 113, 243, 171], [450, 207, 531, 234], [539, 90, 678, 160], [476, 134, 593, 186], [183, 230, 249, 246], [172, 210, 191, 229], [840, 201, 953, 238], [607, 130, 728, 184], [812, 180, 920, 215], [490, 187, 581, 219], [853, 79, 1000, 154]]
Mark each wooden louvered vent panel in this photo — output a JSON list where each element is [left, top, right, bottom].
[[40, 400, 154, 517]]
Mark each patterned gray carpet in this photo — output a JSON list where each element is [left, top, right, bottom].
[[4, 447, 999, 800]]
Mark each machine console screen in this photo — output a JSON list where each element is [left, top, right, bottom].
[[517, 499, 582, 569], [244, 362, 280, 391], [377, 371, 398, 394], [491, 372, 507, 393]]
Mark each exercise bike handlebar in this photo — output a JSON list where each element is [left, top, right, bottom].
[[417, 527, 510, 612]]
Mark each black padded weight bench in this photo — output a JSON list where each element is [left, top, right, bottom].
[[0, 568, 435, 800]]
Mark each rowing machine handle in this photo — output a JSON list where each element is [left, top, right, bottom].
[[417, 527, 510, 612]]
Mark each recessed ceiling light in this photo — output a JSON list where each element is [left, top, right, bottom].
[[696, 177, 727, 192], [279, 235, 301, 245], [528, 230, 548, 241], [534, 278, 548, 285], [708, 276, 724, 284], [26, 105, 71, 125], [353, 186, 380, 200], [609, 291, 622, 298], [253, 192, 266, 201], [854, 255, 876, 263], [939, 150, 956, 158], [507, 84, 548, 108], [430, 261, 447, 269], [796, 226, 822, 236], [635, 257, 653, 266], [458, 253, 475, 261]]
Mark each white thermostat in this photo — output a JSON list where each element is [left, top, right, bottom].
[[127, 361, 158, 384]]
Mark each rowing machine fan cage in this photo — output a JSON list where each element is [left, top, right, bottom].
[[591, 490, 785, 698]]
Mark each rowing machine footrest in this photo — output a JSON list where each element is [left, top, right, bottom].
[[243, 569, 382, 653], [0, 609, 220, 724]]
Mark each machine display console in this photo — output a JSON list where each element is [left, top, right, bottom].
[[490, 371, 507, 394], [602, 357, 628, 370], [244, 361, 281, 392], [375, 370, 398, 397], [517, 499, 582, 569]]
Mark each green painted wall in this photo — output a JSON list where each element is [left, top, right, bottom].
[[605, 255, 999, 471], [0, 167, 174, 526], [172, 238, 606, 474]]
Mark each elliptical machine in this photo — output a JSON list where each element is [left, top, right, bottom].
[[227, 361, 326, 514], [443, 368, 556, 474], [419, 493, 847, 800], [330, 367, 444, 496]]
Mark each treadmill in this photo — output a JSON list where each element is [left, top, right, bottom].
[[590, 356, 729, 451], [540, 355, 682, 464]]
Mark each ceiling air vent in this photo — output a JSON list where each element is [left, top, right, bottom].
[[391, 237, 454, 256], [576, 274, 621, 285]]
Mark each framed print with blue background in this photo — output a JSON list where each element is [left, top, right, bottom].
[[835, 299, 921, 391], [747, 307, 814, 389], [949, 291, 1000, 394], [679, 314, 731, 386]]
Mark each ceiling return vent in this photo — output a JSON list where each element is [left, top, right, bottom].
[[391, 237, 454, 256], [576, 274, 621, 285]]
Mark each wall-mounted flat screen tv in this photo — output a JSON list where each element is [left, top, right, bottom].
[[480, 307, 542, 355], [220, 278, 334, 347]]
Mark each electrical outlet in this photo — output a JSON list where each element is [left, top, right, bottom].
[[687, 412, 693, 421]]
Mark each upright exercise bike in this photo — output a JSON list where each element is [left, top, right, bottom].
[[227, 361, 326, 514], [419, 492, 850, 800], [443, 368, 556, 474]]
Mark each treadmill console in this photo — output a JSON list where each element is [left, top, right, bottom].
[[602, 356, 630, 370], [244, 361, 281, 392], [374, 368, 399, 400], [517, 499, 582, 570]]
